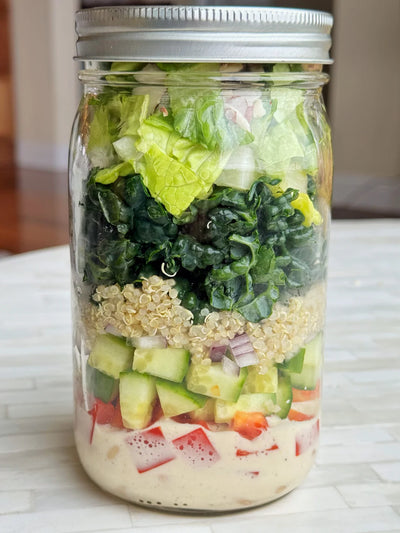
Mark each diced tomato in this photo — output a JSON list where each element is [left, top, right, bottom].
[[295, 419, 320, 456], [292, 381, 320, 402], [236, 448, 253, 457], [110, 401, 124, 429], [288, 408, 315, 422], [95, 400, 115, 425], [172, 427, 219, 467], [236, 443, 278, 457], [126, 426, 175, 473], [88, 399, 115, 443], [172, 413, 210, 430], [244, 471, 260, 478], [150, 399, 163, 426], [88, 405, 96, 445], [232, 411, 268, 441]]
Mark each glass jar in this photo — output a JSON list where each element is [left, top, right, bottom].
[[70, 6, 333, 513]]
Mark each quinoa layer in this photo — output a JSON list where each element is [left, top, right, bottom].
[[86, 278, 325, 371]]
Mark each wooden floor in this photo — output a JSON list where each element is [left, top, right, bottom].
[[0, 165, 69, 254]]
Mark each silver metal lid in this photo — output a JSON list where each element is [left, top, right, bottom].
[[75, 5, 333, 64]]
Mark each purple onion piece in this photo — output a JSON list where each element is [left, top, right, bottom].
[[222, 355, 240, 376], [209, 344, 228, 362], [231, 343, 254, 356], [229, 333, 258, 367], [229, 333, 252, 347], [233, 351, 259, 368], [104, 324, 123, 337], [130, 336, 167, 349]]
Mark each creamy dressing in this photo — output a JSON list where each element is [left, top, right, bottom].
[[74, 406, 319, 512]]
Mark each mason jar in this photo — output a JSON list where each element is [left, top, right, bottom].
[[70, 5, 333, 513]]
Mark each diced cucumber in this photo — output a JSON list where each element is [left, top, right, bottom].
[[242, 365, 278, 394], [88, 334, 133, 379], [279, 348, 305, 374], [290, 365, 321, 390], [276, 372, 293, 419], [86, 365, 119, 403], [190, 398, 216, 421], [215, 393, 276, 423], [186, 363, 248, 402], [303, 333, 323, 367], [119, 371, 157, 429], [290, 333, 323, 390], [132, 347, 190, 383], [156, 379, 207, 417]]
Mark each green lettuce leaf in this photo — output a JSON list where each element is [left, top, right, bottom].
[[87, 94, 149, 168], [95, 161, 134, 185], [252, 88, 319, 182], [135, 144, 205, 216], [136, 115, 231, 214], [87, 105, 119, 168], [172, 89, 254, 151]]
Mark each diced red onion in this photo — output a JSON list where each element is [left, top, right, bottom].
[[230, 334, 252, 347], [129, 336, 167, 349], [230, 343, 254, 356], [234, 351, 259, 368], [209, 344, 228, 362], [222, 355, 240, 376], [104, 324, 123, 337], [229, 334, 259, 368]]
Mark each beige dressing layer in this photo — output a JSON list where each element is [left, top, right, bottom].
[[75, 407, 319, 512]]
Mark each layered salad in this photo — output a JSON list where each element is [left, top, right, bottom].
[[71, 62, 331, 511]]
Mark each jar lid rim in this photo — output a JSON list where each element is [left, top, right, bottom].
[[75, 5, 333, 64]]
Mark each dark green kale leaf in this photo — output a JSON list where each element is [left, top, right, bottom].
[[83, 171, 325, 323]]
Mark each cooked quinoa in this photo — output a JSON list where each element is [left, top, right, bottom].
[[87, 276, 325, 372]]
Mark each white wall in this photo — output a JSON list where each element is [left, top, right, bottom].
[[330, 0, 400, 179], [10, 0, 80, 171]]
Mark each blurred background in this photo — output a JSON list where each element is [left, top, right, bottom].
[[0, 0, 399, 254]]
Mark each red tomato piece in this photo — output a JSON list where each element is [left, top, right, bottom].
[[292, 381, 321, 402], [236, 443, 279, 457], [95, 400, 115, 425], [236, 449, 253, 457], [150, 399, 163, 426], [88, 404, 97, 445], [110, 401, 124, 429], [172, 427, 220, 468], [288, 409, 315, 422], [295, 419, 320, 456], [88, 399, 115, 443], [232, 411, 268, 441], [172, 414, 210, 431], [126, 426, 176, 474]]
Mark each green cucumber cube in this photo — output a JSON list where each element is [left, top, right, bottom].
[[276, 372, 293, 419], [290, 333, 323, 390], [87, 365, 119, 403], [242, 365, 278, 394], [190, 398, 216, 422], [290, 364, 321, 390], [186, 363, 248, 402], [156, 379, 207, 417], [303, 333, 323, 367], [132, 347, 190, 383], [88, 334, 133, 379], [215, 393, 277, 423], [280, 347, 305, 374], [119, 371, 157, 430]]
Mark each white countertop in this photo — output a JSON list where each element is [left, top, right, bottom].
[[0, 219, 399, 533]]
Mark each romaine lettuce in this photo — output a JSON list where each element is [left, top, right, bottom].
[[136, 115, 231, 214]]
